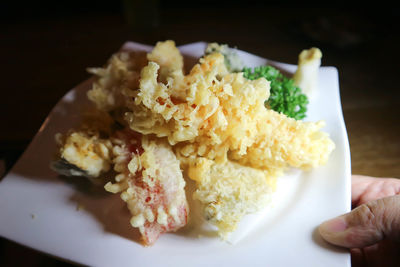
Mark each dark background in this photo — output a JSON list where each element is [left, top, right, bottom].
[[1, 1, 400, 266]]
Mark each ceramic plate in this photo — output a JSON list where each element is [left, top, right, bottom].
[[0, 42, 351, 267]]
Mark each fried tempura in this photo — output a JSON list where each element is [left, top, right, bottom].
[[123, 41, 335, 237], [53, 40, 335, 241]]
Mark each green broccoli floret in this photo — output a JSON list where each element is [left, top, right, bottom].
[[243, 66, 308, 120]]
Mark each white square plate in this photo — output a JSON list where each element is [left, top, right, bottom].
[[0, 42, 351, 267]]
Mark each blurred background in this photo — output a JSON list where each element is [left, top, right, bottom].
[[1, 1, 399, 266]]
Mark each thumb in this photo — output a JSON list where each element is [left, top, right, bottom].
[[318, 194, 400, 248]]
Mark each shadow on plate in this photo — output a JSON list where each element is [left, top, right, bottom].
[[56, 171, 144, 245], [69, 187, 143, 245]]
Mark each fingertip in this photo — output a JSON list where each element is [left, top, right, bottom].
[[320, 217, 348, 233], [318, 217, 349, 246]]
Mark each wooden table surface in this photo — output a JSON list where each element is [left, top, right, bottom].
[[1, 3, 399, 266]]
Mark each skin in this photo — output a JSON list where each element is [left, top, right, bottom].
[[319, 175, 400, 267]]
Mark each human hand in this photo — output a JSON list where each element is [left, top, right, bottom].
[[319, 175, 400, 267]]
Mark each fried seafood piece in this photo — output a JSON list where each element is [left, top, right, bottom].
[[52, 130, 113, 178], [87, 50, 148, 114], [188, 157, 274, 238], [86, 40, 184, 124], [51, 111, 115, 179], [147, 40, 185, 83], [125, 52, 230, 145], [229, 110, 335, 173], [104, 129, 189, 246]]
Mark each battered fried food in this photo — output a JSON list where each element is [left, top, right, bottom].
[[52, 40, 335, 242]]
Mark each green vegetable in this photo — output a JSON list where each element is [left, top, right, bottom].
[[243, 65, 308, 120], [205, 43, 244, 72]]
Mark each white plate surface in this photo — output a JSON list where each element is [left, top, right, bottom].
[[0, 42, 351, 267]]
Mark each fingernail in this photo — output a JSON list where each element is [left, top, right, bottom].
[[320, 217, 348, 233]]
